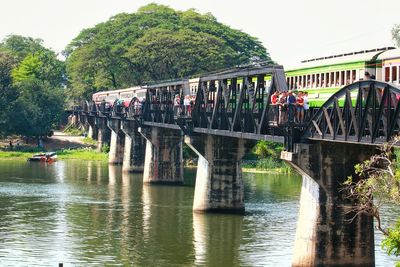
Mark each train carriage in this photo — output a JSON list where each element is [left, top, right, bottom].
[[284, 47, 396, 107]]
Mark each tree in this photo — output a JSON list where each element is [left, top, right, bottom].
[[0, 51, 18, 137], [125, 28, 237, 82], [65, 4, 272, 100], [9, 79, 64, 139], [343, 137, 400, 263], [392, 25, 400, 48], [0, 35, 66, 139]]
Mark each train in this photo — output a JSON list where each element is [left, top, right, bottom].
[[285, 46, 400, 107], [92, 78, 200, 107], [92, 47, 400, 108]]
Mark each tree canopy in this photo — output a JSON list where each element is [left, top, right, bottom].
[[0, 35, 65, 139], [392, 24, 400, 47], [65, 3, 272, 100]]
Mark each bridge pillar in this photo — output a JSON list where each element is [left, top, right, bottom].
[[108, 119, 125, 165], [185, 134, 256, 213], [281, 141, 377, 267], [140, 127, 183, 184], [95, 117, 110, 152], [121, 120, 145, 172], [86, 116, 98, 140]]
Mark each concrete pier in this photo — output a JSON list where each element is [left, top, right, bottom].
[[121, 120, 145, 172], [282, 141, 377, 267], [108, 119, 125, 164], [140, 127, 183, 184], [95, 117, 110, 152], [185, 134, 255, 213], [86, 116, 98, 140]]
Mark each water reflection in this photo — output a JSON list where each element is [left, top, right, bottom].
[[0, 160, 397, 266], [193, 213, 243, 266]]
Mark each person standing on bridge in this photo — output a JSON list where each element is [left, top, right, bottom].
[[278, 92, 287, 124], [303, 91, 309, 121], [184, 95, 190, 116], [270, 91, 279, 124], [174, 94, 180, 116], [296, 91, 304, 123], [287, 90, 296, 123]]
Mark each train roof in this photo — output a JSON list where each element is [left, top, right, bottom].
[[377, 48, 400, 60], [93, 86, 146, 96], [286, 47, 395, 71]]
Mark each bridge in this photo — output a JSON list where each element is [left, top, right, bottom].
[[72, 65, 400, 266]]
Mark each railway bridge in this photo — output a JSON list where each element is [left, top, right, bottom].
[[73, 65, 400, 266]]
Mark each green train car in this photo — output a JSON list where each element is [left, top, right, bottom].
[[285, 47, 400, 107]]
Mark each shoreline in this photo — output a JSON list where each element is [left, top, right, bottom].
[[0, 151, 287, 174]]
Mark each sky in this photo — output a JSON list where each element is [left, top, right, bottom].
[[1, 0, 400, 67]]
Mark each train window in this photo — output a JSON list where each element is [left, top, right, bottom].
[[351, 70, 356, 83], [398, 67, 400, 84], [340, 71, 345, 86], [392, 66, 397, 83], [320, 73, 325, 88], [335, 72, 340, 87], [345, 70, 350, 85], [385, 67, 390, 82]]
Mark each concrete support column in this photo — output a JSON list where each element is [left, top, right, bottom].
[[121, 120, 145, 172], [281, 141, 377, 266], [95, 117, 110, 152], [140, 127, 183, 184], [108, 119, 125, 165], [185, 134, 256, 213], [87, 116, 98, 140]]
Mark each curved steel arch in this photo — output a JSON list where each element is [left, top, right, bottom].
[[302, 80, 400, 144], [127, 97, 140, 118]]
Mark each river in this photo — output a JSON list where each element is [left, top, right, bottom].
[[0, 160, 397, 266]]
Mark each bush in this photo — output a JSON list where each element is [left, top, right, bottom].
[[83, 137, 96, 146], [101, 144, 110, 153]]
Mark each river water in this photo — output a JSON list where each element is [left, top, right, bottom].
[[0, 160, 397, 266]]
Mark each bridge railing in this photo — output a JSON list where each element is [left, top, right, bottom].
[[303, 80, 400, 144]]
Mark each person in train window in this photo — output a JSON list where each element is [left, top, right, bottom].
[[364, 72, 371, 80]]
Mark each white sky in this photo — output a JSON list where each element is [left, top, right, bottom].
[[1, 0, 399, 67]]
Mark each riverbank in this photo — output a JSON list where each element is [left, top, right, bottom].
[[0, 131, 107, 161], [0, 148, 108, 161]]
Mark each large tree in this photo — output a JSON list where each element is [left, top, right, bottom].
[[65, 4, 272, 100], [0, 35, 65, 139]]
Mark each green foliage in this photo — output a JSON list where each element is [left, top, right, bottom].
[[82, 137, 97, 146], [101, 144, 110, 153], [253, 140, 284, 159], [0, 35, 66, 139], [183, 142, 196, 159], [57, 148, 108, 161], [64, 126, 84, 136], [343, 138, 400, 262], [65, 3, 271, 100], [8, 79, 65, 138], [0, 35, 45, 61], [383, 219, 400, 257]]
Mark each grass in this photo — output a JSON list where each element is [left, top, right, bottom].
[[82, 137, 97, 146], [57, 148, 108, 161], [241, 158, 292, 173], [0, 151, 34, 160], [0, 148, 108, 161]]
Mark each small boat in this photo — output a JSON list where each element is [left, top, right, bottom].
[[28, 152, 58, 163]]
